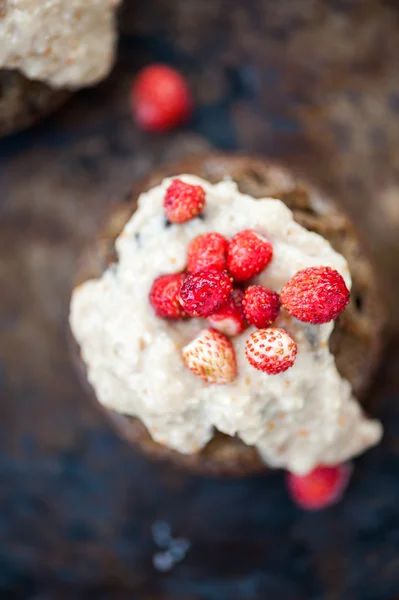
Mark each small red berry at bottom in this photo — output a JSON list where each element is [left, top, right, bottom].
[[208, 288, 246, 336], [179, 270, 233, 318], [280, 266, 350, 324], [227, 229, 273, 281], [164, 179, 206, 224], [245, 327, 297, 374], [243, 285, 280, 328], [149, 273, 187, 319], [286, 464, 353, 511], [187, 232, 228, 273], [131, 64, 192, 132]]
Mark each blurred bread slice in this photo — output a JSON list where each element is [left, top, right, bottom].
[[0, 70, 69, 137]]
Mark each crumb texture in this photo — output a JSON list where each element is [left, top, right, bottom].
[[0, 0, 120, 88]]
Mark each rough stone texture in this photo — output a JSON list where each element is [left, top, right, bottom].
[[1, 0, 399, 597]]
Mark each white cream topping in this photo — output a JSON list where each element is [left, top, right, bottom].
[[70, 176, 382, 474], [0, 0, 120, 88]]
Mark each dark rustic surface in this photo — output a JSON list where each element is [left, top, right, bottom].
[[1, 0, 399, 598]]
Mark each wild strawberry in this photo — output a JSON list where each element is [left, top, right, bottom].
[[164, 179, 206, 224], [286, 464, 352, 511], [131, 64, 192, 132], [182, 328, 237, 384], [227, 229, 273, 281], [245, 327, 297, 374], [208, 289, 246, 336], [149, 273, 187, 319], [243, 285, 280, 328], [280, 266, 350, 325], [187, 232, 228, 274], [179, 270, 232, 318]]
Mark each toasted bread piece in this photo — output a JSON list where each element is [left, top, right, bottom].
[[0, 70, 69, 137]]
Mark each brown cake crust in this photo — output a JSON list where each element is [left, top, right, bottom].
[[74, 153, 384, 477], [0, 71, 69, 137]]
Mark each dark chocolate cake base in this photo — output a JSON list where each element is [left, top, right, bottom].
[[74, 153, 384, 476]]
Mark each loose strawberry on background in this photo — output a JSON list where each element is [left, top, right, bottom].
[[243, 285, 280, 328], [227, 229, 273, 281], [179, 270, 233, 318], [164, 179, 206, 224], [187, 232, 228, 273], [149, 273, 187, 319], [245, 327, 297, 374], [131, 64, 193, 132], [208, 288, 246, 336], [286, 464, 353, 511], [280, 266, 350, 324], [182, 328, 237, 384]]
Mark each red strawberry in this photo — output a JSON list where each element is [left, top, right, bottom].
[[179, 270, 233, 318], [187, 232, 228, 274], [149, 273, 187, 319], [227, 229, 273, 281], [280, 266, 350, 325], [208, 289, 246, 336], [243, 285, 280, 328], [286, 464, 353, 511], [164, 179, 206, 224], [182, 328, 237, 384], [131, 64, 192, 132], [245, 327, 297, 374]]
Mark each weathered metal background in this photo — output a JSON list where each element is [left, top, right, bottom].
[[1, 0, 399, 597]]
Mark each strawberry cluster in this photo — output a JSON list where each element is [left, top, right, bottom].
[[149, 179, 350, 385]]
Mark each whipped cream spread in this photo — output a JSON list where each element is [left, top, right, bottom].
[[70, 176, 382, 474], [0, 0, 120, 88]]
